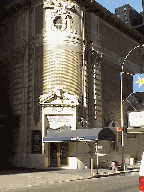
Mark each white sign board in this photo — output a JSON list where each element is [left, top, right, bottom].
[[128, 111, 144, 127], [47, 115, 73, 129]]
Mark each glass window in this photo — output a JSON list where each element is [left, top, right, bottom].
[[53, 16, 63, 30]]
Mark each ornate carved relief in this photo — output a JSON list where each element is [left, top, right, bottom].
[[43, 0, 83, 45], [39, 87, 79, 105]]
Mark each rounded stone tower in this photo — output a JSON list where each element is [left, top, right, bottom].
[[43, 0, 83, 101]]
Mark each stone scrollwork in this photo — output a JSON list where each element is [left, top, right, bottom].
[[91, 50, 103, 65], [39, 87, 79, 105], [43, 0, 81, 34], [43, 0, 79, 14]]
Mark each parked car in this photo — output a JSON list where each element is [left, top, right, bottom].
[[139, 151, 144, 192]]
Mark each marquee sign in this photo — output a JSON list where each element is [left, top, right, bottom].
[[71, 137, 85, 141]]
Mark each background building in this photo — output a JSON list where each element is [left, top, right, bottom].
[[115, 4, 143, 27], [115, 3, 144, 35], [0, 0, 144, 169]]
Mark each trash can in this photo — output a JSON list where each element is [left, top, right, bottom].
[[130, 158, 134, 165]]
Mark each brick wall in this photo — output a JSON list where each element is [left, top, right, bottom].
[[99, 19, 143, 67], [101, 59, 121, 126], [88, 12, 143, 128]]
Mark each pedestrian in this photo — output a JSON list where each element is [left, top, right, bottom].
[[111, 161, 118, 171]]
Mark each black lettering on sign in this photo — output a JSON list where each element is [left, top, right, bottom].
[[32, 130, 42, 154]]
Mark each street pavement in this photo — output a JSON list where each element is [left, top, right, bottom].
[[6, 172, 139, 192], [0, 164, 140, 191]]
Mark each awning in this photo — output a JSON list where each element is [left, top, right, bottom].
[[43, 128, 103, 142], [98, 128, 116, 141]]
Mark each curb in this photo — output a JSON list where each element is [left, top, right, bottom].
[[63, 169, 139, 183]]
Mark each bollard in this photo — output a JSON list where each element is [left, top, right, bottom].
[[91, 159, 93, 175]]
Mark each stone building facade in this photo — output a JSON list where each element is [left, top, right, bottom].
[[0, 0, 144, 169]]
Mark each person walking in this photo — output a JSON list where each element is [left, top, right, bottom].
[[111, 161, 118, 171]]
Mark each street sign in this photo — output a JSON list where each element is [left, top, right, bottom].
[[117, 127, 123, 131]]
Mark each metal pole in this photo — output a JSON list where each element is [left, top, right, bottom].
[[115, 141, 117, 162], [96, 140, 99, 174], [120, 68, 125, 170], [120, 69, 124, 146]]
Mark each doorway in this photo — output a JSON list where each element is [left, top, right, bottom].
[[49, 142, 69, 167]]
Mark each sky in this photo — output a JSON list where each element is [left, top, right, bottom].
[[2, 0, 143, 14], [95, 0, 143, 14], [3, 0, 143, 14]]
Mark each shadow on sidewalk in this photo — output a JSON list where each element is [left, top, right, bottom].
[[0, 165, 140, 176], [0, 166, 66, 175]]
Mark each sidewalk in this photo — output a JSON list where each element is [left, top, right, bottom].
[[0, 165, 140, 191]]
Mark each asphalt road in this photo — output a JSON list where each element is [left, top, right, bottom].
[[3, 172, 139, 192]]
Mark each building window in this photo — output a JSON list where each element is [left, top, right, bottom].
[[124, 17, 127, 21], [124, 7, 127, 11], [53, 16, 63, 30], [117, 9, 120, 13]]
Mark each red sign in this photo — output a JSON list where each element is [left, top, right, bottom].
[[117, 127, 123, 131]]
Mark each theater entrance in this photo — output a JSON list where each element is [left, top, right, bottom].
[[49, 142, 69, 167]]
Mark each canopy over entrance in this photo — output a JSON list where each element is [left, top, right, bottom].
[[98, 128, 116, 141], [43, 127, 116, 142]]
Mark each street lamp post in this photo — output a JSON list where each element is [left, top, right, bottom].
[[121, 44, 144, 171]]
